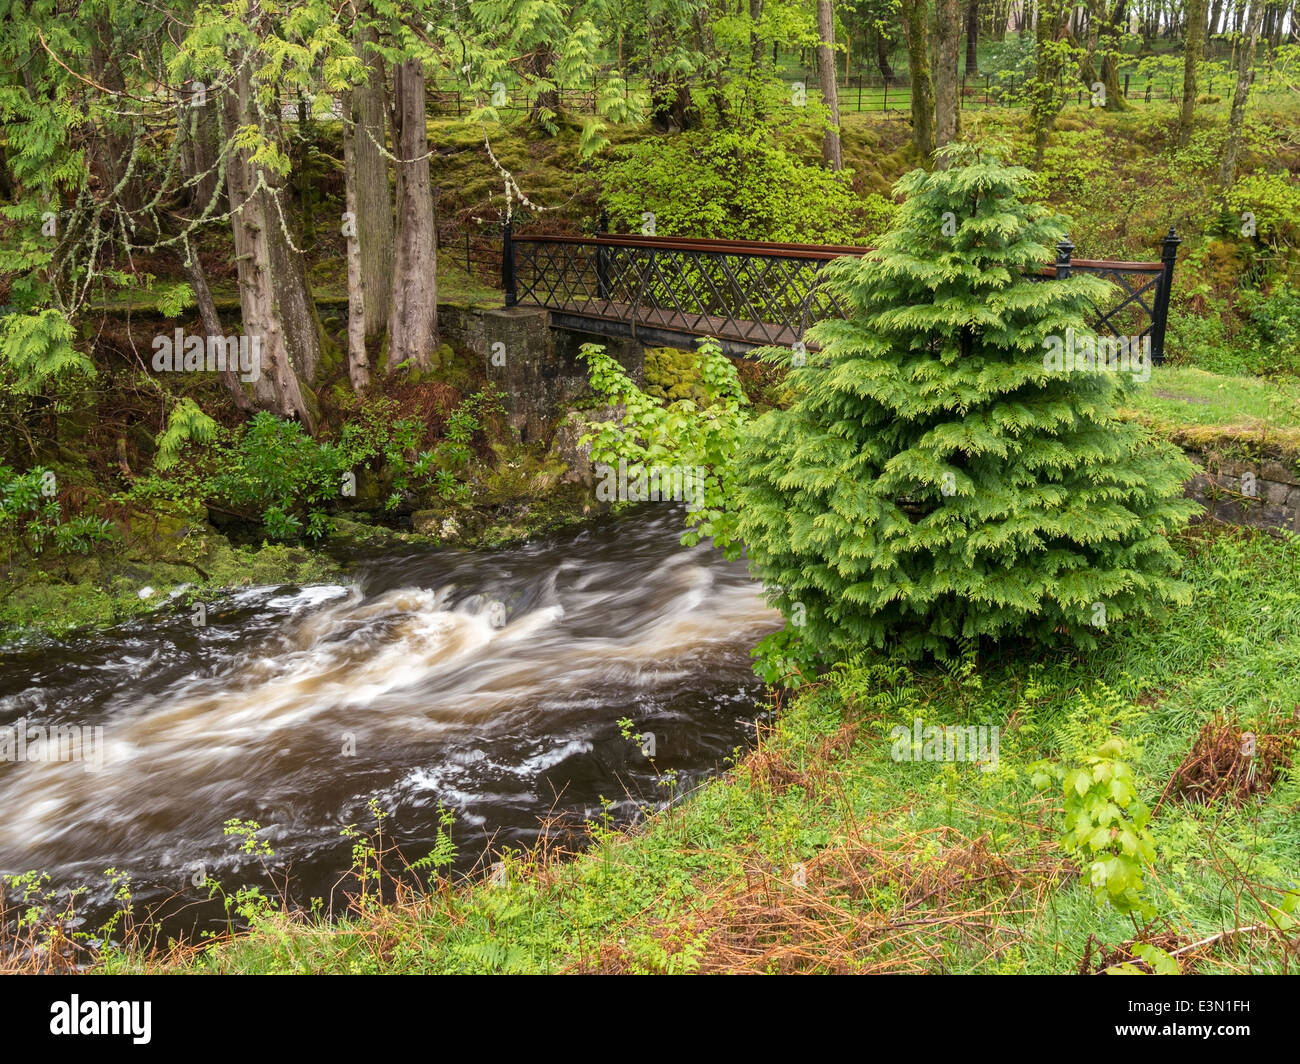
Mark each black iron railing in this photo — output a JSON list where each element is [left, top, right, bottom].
[[503, 223, 1180, 363]]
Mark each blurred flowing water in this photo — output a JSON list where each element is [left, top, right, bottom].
[[0, 506, 780, 941]]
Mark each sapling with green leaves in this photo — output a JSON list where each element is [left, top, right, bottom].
[[735, 155, 1200, 662], [579, 338, 751, 557]]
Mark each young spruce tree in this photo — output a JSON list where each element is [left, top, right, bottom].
[[735, 158, 1200, 660]]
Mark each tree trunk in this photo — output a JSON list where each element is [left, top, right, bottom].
[[388, 57, 437, 374], [179, 244, 255, 414], [88, 18, 142, 220], [816, 0, 843, 170], [347, 17, 395, 341], [1031, 0, 1065, 167], [528, 46, 561, 125], [750, 0, 765, 68], [186, 93, 223, 216], [902, 0, 936, 158], [1098, 0, 1129, 108], [965, 0, 981, 75], [876, 26, 896, 82], [222, 54, 316, 429], [1178, 0, 1209, 145], [1218, 1, 1266, 187], [648, 17, 697, 131], [342, 91, 370, 394], [934, 0, 963, 156]]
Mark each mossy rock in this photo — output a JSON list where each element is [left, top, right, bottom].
[[644, 346, 705, 403]]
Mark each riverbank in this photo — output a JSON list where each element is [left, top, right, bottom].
[[69, 519, 1297, 976], [5, 361, 1295, 643]]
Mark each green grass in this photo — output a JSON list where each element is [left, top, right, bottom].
[[1126, 366, 1300, 430], [78, 523, 1300, 975], [1122, 366, 1300, 461]]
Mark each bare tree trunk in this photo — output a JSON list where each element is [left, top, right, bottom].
[[750, 0, 765, 68], [1178, 0, 1210, 145], [388, 57, 437, 374], [88, 18, 143, 220], [876, 26, 896, 81], [1098, 0, 1130, 108], [966, 0, 981, 75], [528, 45, 561, 124], [1032, 0, 1065, 167], [934, 0, 963, 157], [342, 91, 370, 394], [222, 54, 316, 430], [816, 0, 843, 170], [187, 94, 223, 216], [179, 244, 255, 414], [348, 15, 394, 341], [902, 0, 936, 158], [1219, 1, 1266, 186]]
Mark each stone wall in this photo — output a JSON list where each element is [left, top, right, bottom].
[[1182, 449, 1300, 533], [439, 304, 643, 442]]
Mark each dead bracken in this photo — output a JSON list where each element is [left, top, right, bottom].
[[1159, 708, 1300, 809]]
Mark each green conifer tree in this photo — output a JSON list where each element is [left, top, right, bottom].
[[735, 157, 1200, 660]]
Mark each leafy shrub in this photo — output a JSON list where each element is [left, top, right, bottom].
[[579, 338, 751, 557], [1035, 735, 1157, 918], [136, 391, 500, 541], [598, 127, 862, 244], [1225, 171, 1300, 247], [981, 32, 1039, 104], [734, 157, 1201, 661], [1239, 282, 1300, 375], [0, 465, 114, 559], [0, 309, 93, 394]]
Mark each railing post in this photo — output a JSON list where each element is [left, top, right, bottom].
[[1151, 227, 1180, 366], [502, 214, 517, 307], [596, 212, 610, 302], [1055, 236, 1074, 280]]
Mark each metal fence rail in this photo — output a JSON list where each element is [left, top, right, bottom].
[[504, 227, 1180, 362]]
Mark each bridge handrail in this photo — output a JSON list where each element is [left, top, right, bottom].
[[504, 226, 1180, 362], [512, 233, 1166, 275], [510, 233, 873, 260]]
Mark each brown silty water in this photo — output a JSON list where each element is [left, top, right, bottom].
[[0, 506, 780, 941]]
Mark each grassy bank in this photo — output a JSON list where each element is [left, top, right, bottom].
[[79, 520, 1298, 975]]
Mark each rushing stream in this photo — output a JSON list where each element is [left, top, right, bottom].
[[0, 506, 781, 940]]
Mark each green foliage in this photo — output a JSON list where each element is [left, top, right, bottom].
[[598, 127, 862, 244], [155, 398, 219, 472], [153, 282, 197, 318], [1225, 171, 1300, 248], [579, 338, 750, 557], [1037, 736, 1157, 918], [0, 464, 114, 560], [1238, 283, 1300, 375], [0, 310, 93, 395], [750, 624, 822, 689], [735, 157, 1201, 661], [981, 31, 1040, 103], [208, 413, 345, 539], [140, 390, 499, 542]]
